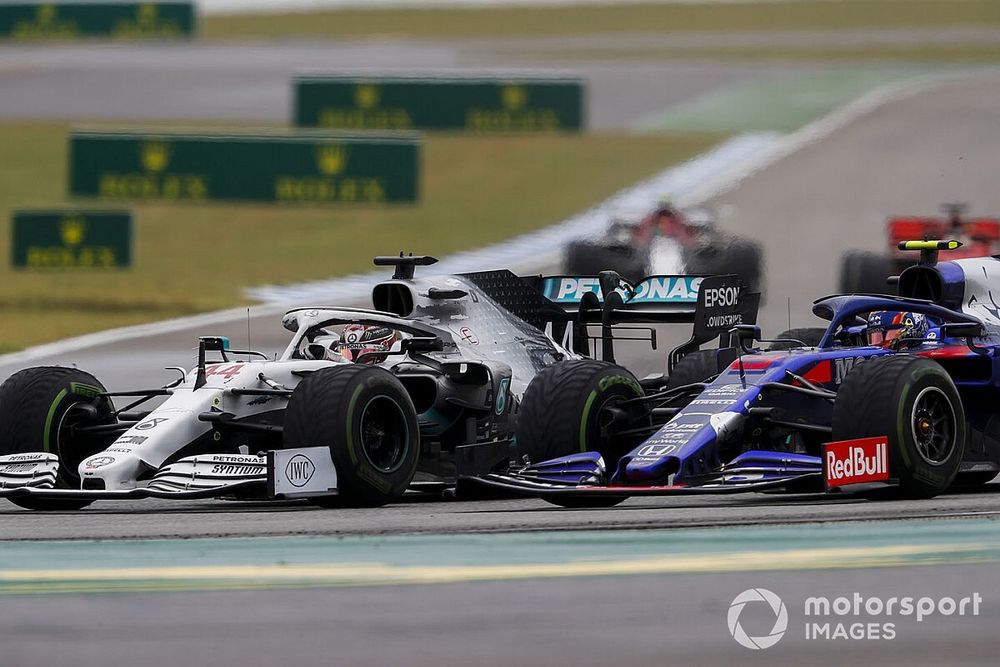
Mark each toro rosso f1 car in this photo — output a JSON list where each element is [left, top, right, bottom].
[[473, 241, 1000, 506], [0, 255, 745, 510]]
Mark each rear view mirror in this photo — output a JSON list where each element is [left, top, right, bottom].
[[940, 322, 985, 339], [401, 337, 444, 353]]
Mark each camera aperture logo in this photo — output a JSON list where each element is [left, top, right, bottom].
[[728, 588, 983, 648], [728, 588, 788, 650]]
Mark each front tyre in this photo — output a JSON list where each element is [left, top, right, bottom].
[[0, 367, 117, 510], [833, 355, 965, 498], [284, 365, 419, 508], [517, 360, 646, 509]]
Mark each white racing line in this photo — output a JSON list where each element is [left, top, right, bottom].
[[0, 71, 971, 368]]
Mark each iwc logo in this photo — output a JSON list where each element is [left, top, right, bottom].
[[728, 588, 788, 650], [284, 454, 316, 488]]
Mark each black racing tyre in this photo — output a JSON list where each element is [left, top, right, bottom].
[[0, 367, 117, 510], [284, 365, 419, 508], [839, 251, 894, 295], [666, 349, 720, 389], [770, 327, 827, 351], [563, 241, 647, 283], [684, 236, 763, 292], [953, 471, 998, 488], [833, 355, 965, 499], [517, 360, 647, 509]]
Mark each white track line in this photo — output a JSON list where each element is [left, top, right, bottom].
[[0, 70, 975, 367]]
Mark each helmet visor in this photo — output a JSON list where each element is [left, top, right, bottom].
[[868, 328, 903, 347]]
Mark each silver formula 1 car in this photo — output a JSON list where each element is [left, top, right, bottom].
[[0, 255, 581, 510], [0, 255, 752, 510]]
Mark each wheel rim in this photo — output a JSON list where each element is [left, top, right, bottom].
[[359, 396, 409, 474], [910, 386, 957, 466]]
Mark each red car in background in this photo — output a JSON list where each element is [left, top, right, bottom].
[[839, 203, 1000, 294], [563, 202, 763, 291]]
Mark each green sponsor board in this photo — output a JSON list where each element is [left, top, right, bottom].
[[0, 2, 195, 40], [68, 130, 421, 204], [294, 75, 585, 132], [11, 209, 132, 268]]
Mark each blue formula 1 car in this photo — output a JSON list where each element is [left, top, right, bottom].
[[471, 241, 1000, 505]]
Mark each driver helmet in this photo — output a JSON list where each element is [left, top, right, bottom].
[[337, 324, 398, 364], [866, 311, 929, 349]]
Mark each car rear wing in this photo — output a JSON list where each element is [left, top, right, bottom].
[[888, 216, 1000, 246], [531, 272, 760, 368]]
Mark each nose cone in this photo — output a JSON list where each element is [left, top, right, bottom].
[[623, 453, 680, 482], [79, 453, 146, 489]]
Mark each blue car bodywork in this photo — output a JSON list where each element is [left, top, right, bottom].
[[474, 247, 1000, 500]]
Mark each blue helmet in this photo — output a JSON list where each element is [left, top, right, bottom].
[[866, 311, 929, 349]]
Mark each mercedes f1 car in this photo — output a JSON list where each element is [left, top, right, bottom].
[[473, 241, 1000, 505], [0, 255, 747, 510]]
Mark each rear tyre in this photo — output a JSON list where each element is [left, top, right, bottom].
[[833, 356, 965, 498], [684, 236, 763, 292], [563, 241, 646, 283], [666, 349, 720, 389], [839, 251, 894, 294], [770, 327, 827, 351], [284, 365, 419, 508], [0, 367, 116, 510]]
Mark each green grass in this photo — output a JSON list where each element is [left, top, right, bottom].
[[201, 1, 1000, 40], [0, 122, 721, 351]]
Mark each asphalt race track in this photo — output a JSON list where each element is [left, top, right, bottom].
[[2, 485, 1000, 540], [4, 566, 998, 667], [3, 30, 1000, 667], [0, 38, 818, 129], [1, 521, 998, 666]]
